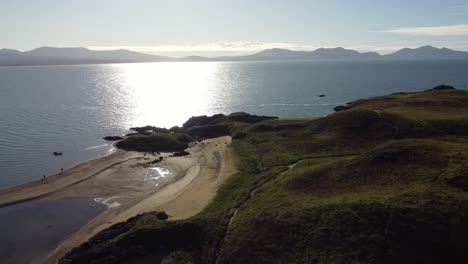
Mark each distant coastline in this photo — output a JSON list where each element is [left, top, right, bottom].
[[2, 45, 468, 66]]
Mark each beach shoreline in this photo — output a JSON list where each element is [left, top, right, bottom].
[[0, 136, 237, 264]]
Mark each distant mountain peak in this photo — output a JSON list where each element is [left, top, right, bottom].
[[419, 45, 436, 48], [385, 45, 468, 60], [1, 45, 468, 66], [0, 48, 21, 54], [32, 46, 89, 51]]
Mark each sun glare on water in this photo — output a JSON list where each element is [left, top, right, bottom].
[[114, 62, 221, 128]]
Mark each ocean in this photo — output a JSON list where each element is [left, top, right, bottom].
[[1, 60, 468, 187]]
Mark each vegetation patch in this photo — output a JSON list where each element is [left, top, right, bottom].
[[116, 133, 195, 152], [61, 88, 468, 264]]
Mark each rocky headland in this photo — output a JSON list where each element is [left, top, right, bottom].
[[58, 86, 468, 264]]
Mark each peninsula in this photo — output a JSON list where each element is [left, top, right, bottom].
[[2, 87, 468, 264]]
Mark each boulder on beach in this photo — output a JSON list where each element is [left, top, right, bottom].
[[156, 211, 169, 220]]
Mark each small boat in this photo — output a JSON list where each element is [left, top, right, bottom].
[[53, 152, 63, 156]]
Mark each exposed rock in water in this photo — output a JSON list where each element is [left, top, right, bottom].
[[103, 136, 124, 141], [172, 151, 190, 157]]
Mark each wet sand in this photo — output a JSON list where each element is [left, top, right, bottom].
[[0, 136, 237, 264]]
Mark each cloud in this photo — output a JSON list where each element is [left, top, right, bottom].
[[383, 24, 468, 36]]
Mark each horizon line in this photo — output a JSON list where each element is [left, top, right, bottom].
[[2, 44, 468, 58]]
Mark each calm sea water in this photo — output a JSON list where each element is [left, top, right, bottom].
[[1, 60, 468, 187], [0, 198, 106, 264]]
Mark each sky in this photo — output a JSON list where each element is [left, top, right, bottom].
[[2, 0, 468, 57]]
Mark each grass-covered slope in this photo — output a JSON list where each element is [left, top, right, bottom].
[[61, 87, 468, 264], [116, 133, 196, 152], [115, 112, 277, 152]]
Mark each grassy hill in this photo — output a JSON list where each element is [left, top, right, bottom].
[[61, 87, 468, 264]]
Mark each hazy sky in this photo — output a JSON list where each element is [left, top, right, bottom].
[[2, 0, 468, 56]]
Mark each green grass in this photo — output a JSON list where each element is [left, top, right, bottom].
[[386, 106, 468, 120], [60, 89, 468, 264], [115, 133, 195, 152]]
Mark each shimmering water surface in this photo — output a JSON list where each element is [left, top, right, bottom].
[[1, 60, 468, 187]]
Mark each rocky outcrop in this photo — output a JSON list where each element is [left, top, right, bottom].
[[103, 136, 124, 141], [171, 151, 190, 157]]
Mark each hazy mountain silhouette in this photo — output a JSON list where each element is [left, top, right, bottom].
[[0, 49, 21, 55], [23, 47, 172, 61], [383, 45, 468, 60], [0, 47, 172, 66], [237, 47, 380, 60], [1, 46, 468, 66]]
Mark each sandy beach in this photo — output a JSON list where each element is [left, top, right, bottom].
[[0, 136, 237, 264]]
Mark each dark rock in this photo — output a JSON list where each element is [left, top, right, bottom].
[[182, 113, 277, 129], [130, 125, 170, 134], [169, 126, 183, 133], [156, 211, 169, 220], [172, 151, 190, 157], [227, 112, 277, 124], [391, 92, 408, 95], [334, 105, 350, 112], [187, 124, 231, 138], [103, 136, 124, 141], [431, 85, 456, 91], [116, 133, 194, 152], [447, 176, 468, 191], [182, 114, 226, 128], [149, 159, 160, 164]]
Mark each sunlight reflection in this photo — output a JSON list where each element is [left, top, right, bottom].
[[115, 62, 220, 128]]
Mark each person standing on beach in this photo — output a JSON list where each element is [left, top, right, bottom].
[[61, 168, 63, 173]]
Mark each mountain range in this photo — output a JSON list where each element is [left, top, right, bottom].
[[1, 45, 468, 66]]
